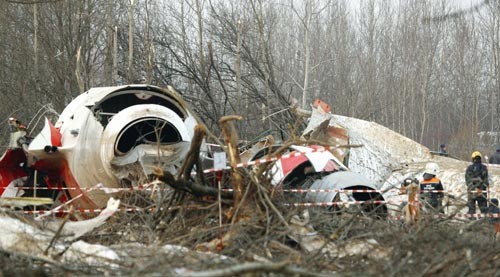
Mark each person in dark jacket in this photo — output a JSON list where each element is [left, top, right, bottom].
[[438, 144, 448, 157], [490, 146, 500, 164], [420, 163, 444, 211], [465, 151, 489, 214]]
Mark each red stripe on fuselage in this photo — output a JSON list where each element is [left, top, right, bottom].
[[0, 149, 28, 196]]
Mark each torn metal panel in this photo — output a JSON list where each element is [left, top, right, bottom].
[[239, 135, 275, 163], [0, 198, 121, 269], [288, 210, 336, 253], [41, 197, 121, 240], [268, 145, 345, 187], [301, 99, 349, 163], [262, 144, 386, 214], [0, 85, 199, 210], [305, 171, 387, 214]]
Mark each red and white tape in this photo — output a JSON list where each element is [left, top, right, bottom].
[[35, 183, 104, 219], [202, 145, 341, 174], [3, 185, 497, 194], [14, 206, 499, 219], [388, 213, 500, 220], [280, 188, 499, 194]]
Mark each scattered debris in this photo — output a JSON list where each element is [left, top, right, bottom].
[[0, 88, 498, 275]]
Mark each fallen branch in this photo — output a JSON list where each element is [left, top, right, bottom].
[[152, 168, 233, 199]]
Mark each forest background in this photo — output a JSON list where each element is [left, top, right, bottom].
[[1, 0, 499, 160]]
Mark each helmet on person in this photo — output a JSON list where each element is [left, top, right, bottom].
[[440, 144, 446, 148], [471, 151, 482, 160], [424, 162, 439, 175]]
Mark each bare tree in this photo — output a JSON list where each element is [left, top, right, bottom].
[[127, 0, 135, 83]]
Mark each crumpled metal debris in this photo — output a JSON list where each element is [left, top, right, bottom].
[[287, 209, 391, 260]]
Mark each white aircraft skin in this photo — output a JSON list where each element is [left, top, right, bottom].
[[4, 85, 198, 209]]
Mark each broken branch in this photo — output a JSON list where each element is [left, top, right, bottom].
[[153, 170, 233, 199], [219, 115, 244, 210], [177, 124, 207, 182]]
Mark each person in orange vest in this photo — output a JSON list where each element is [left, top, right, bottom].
[[420, 162, 444, 211]]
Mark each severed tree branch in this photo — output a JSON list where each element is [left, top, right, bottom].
[[177, 124, 207, 182], [153, 169, 233, 200], [219, 115, 244, 207], [152, 122, 233, 200]]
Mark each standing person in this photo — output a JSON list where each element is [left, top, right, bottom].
[[420, 163, 444, 211], [465, 151, 489, 214], [489, 146, 500, 164], [439, 144, 448, 156]]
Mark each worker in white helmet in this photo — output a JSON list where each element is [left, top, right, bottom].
[[420, 162, 444, 211]]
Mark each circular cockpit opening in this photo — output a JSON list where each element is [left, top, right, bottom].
[[115, 117, 181, 155]]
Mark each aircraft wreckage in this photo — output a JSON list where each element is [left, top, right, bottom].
[[0, 84, 387, 214]]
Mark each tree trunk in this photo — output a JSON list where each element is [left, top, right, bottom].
[[127, 0, 135, 83]]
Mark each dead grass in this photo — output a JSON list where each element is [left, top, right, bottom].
[[41, 190, 497, 276], [1, 198, 498, 276], [1, 165, 498, 276]]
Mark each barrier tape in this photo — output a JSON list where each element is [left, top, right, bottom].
[[201, 144, 343, 174], [2, 143, 497, 194], [280, 188, 499, 194], [22, 207, 155, 215], [199, 146, 500, 173], [0, 181, 163, 193], [9, 206, 499, 219], [388, 213, 500, 220], [0, 145, 337, 194], [35, 183, 104, 220], [2, 186, 498, 194]]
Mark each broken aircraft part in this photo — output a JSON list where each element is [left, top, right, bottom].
[[250, 144, 387, 215], [0, 85, 198, 209], [305, 171, 387, 215], [1, 89, 387, 216]]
